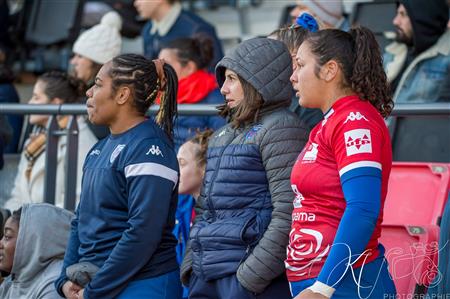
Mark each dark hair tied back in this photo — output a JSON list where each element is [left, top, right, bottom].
[[294, 13, 319, 32], [109, 54, 178, 140], [162, 34, 214, 70], [189, 129, 213, 168], [305, 26, 393, 117], [39, 71, 86, 103]]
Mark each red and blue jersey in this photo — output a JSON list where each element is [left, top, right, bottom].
[[286, 95, 392, 283]]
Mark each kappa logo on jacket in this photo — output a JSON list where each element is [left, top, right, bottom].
[[90, 149, 101, 156], [110, 144, 126, 163], [146, 145, 164, 157]]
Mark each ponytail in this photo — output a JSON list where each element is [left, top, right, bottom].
[[305, 26, 394, 117], [349, 27, 393, 117], [156, 63, 178, 140], [39, 71, 86, 103], [188, 128, 213, 168], [193, 33, 214, 70], [161, 34, 214, 70]]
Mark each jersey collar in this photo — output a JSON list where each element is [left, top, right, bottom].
[[329, 95, 360, 115]]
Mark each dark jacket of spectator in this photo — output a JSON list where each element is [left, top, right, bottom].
[[0, 115, 12, 169], [0, 68, 23, 153], [142, 3, 223, 71], [384, 0, 450, 103], [0, 0, 11, 52]]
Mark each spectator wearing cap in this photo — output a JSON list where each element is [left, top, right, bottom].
[[71, 11, 123, 88], [134, 0, 223, 72], [290, 0, 349, 31], [384, 0, 449, 103]]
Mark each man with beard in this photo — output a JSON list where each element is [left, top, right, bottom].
[[384, 0, 449, 103]]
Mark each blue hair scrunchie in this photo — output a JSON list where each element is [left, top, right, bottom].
[[295, 13, 319, 32]]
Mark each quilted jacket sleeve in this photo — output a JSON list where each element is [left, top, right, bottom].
[[237, 111, 309, 293], [180, 194, 207, 286]]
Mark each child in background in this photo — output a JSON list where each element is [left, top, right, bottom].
[[176, 129, 213, 298]]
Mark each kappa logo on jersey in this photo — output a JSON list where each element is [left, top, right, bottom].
[[343, 112, 368, 124], [110, 144, 126, 163], [302, 143, 318, 162], [291, 184, 305, 208], [146, 145, 164, 157], [344, 129, 372, 156]]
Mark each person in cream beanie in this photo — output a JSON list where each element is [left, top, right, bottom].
[[70, 11, 122, 139], [290, 0, 348, 30], [73, 11, 122, 65]]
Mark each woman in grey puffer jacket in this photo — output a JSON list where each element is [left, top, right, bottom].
[[181, 37, 309, 298]]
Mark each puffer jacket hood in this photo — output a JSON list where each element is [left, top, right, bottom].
[[215, 37, 293, 104], [400, 0, 449, 54]]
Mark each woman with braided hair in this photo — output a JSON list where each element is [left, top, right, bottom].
[[175, 129, 213, 298], [55, 53, 182, 299]]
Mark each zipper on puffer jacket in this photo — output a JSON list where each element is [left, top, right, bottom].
[[194, 221, 207, 279], [206, 136, 233, 222]]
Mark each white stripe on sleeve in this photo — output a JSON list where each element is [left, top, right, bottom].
[[124, 162, 178, 185], [339, 161, 382, 177]]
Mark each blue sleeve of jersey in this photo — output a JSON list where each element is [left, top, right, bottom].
[[84, 139, 178, 299], [55, 208, 81, 296], [317, 167, 381, 289]]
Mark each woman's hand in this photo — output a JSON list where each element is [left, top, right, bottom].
[[62, 281, 82, 299], [77, 288, 85, 299], [294, 289, 329, 299]]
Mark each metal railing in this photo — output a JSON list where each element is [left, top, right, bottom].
[[0, 103, 220, 116], [0, 103, 219, 210], [388, 103, 450, 116], [1, 102, 449, 210], [2, 102, 450, 116]]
